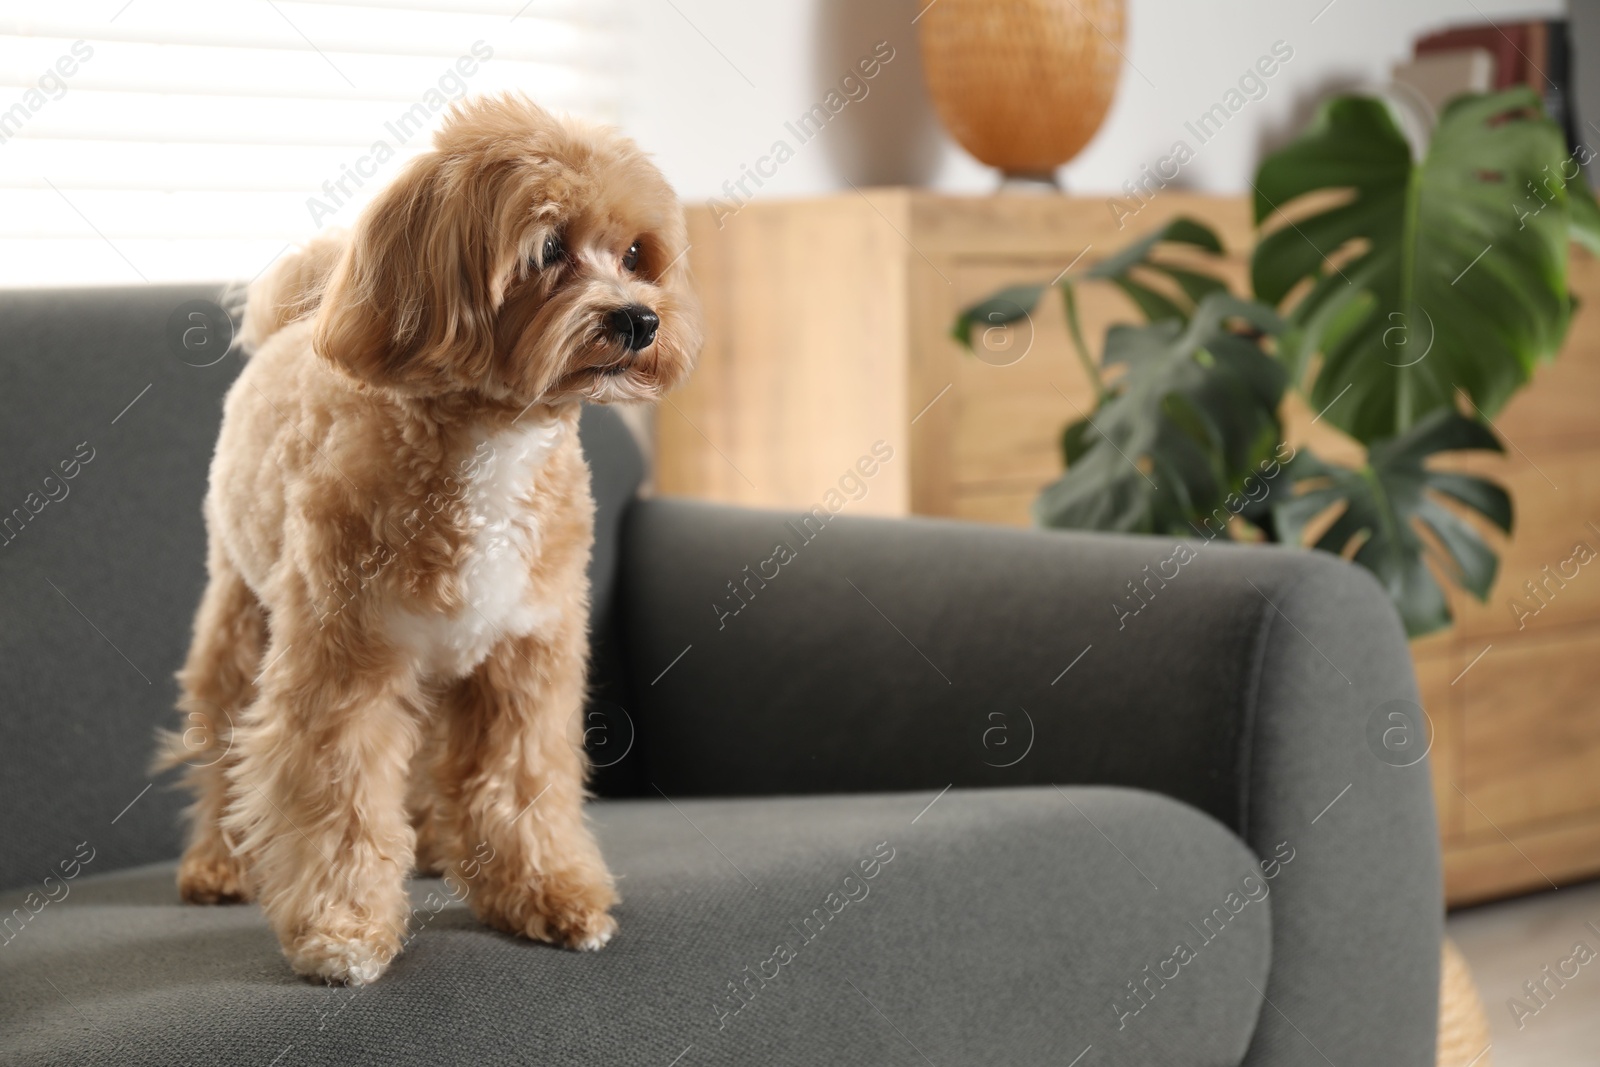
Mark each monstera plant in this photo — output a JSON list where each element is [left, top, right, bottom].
[[954, 87, 1600, 635]]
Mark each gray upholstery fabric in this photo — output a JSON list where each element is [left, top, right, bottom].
[[0, 787, 1271, 1067], [619, 500, 1441, 1067], [0, 286, 645, 891]]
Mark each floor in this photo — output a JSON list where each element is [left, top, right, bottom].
[[1449, 878, 1600, 1067]]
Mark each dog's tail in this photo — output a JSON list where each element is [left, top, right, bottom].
[[230, 230, 349, 356]]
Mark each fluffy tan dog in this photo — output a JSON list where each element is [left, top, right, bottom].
[[157, 94, 700, 984]]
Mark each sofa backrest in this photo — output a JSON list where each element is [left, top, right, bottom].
[[0, 285, 644, 890]]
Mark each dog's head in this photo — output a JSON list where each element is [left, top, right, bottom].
[[313, 94, 700, 406]]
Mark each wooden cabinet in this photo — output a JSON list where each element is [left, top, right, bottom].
[[664, 190, 1600, 907]]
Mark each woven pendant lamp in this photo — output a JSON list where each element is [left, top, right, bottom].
[[918, 0, 1125, 186]]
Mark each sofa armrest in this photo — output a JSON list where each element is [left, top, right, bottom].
[[619, 497, 1440, 1066]]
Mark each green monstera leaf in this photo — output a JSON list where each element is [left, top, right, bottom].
[[1033, 293, 1287, 535], [1252, 88, 1581, 444], [950, 216, 1228, 348], [952, 216, 1234, 421], [1080, 216, 1229, 323], [1271, 409, 1513, 636]]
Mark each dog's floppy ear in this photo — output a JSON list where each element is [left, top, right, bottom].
[[313, 149, 498, 391]]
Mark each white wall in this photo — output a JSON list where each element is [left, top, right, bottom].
[[619, 0, 1565, 207]]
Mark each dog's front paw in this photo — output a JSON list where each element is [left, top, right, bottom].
[[177, 843, 252, 905], [556, 903, 618, 952], [287, 929, 399, 986], [476, 868, 618, 952]]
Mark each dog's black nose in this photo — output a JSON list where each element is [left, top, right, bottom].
[[605, 305, 659, 351]]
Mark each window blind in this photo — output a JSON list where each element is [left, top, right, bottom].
[[0, 0, 621, 286]]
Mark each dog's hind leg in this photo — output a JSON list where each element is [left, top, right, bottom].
[[162, 549, 264, 904]]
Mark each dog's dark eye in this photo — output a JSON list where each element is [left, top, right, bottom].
[[539, 233, 563, 268], [622, 240, 641, 272]]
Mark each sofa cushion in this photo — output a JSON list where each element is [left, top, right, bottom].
[[0, 786, 1270, 1067], [0, 286, 645, 890]]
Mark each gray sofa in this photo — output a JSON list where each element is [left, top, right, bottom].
[[0, 286, 1440, 1066]]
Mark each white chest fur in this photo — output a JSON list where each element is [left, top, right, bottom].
[[387, 418, 565, 679]]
